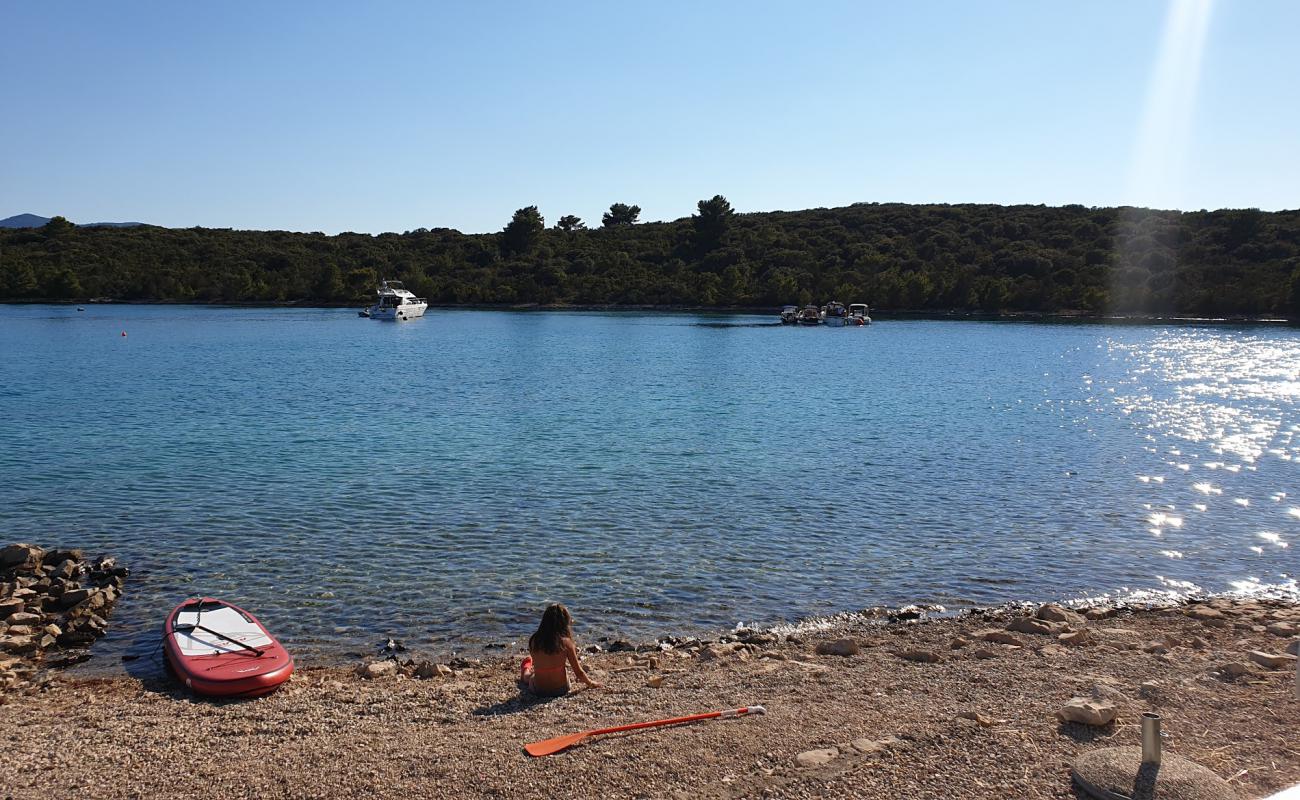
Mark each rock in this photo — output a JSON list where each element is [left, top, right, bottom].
[[1057, 697, 1117, 726], [4, 612, 42, 626], [57, 631, 96, 647], [1288, 640, 1298, 656], [1090, 683, 1129, 703], [0, 635, 37, 654], [956, 710, 997, 727], [1008, 617, 1063, 636], [646, 675, 664, 688], [42, 624, 61, 638], [356, 661, 397, 679], [38, 634, 55, 649], [1138, 680, 1160, 699], [850, 736, 898, 753], [1266, 622, 1297, 637], [795, 747, 840, 768], [896, 648, 940, 663], [1190, 636, 1210, 650], [982, 631, 1023, 647], [814, 638, 860, 657], [1141, 640, 1170, 654], [1189, 607, 1227, 626], [412, 661, 437, 679], [1037, 604, 1086, 626], [973, 648, 999, 659], [55, 589, 92, 609], [435, 663, 453, 676], [1037, 643, 1069, 658], [891, 605, 925, 621], [0, 599, 23, 618], [950, 636, 971, 649], [0, 543, 43, 568], [1059, 630, 1094, 647], [607, 640, 634, 652], [697, 644, 733, 661], [1218, 662, 1256, 678], [1246, 650, 1296, 670], [4, 625, 32, 637], [1083, 606, 1115, 620]]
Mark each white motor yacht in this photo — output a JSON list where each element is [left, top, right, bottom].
[[780, 305, 799, 324], [821, 300, 848, 327], [364, 280, 428, 321], [847, 303, 872, 325]]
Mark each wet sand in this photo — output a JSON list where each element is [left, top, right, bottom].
[[2, 597, 1297, 800]]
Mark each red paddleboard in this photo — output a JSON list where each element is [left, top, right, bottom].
[[163, 597, 294, 698]]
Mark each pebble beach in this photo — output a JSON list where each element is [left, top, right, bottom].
[[3, 597, 1298, 800]]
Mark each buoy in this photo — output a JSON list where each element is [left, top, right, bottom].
[[121, 331, 127, 337]]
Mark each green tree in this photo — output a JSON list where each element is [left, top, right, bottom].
[[41, 216, 76, 238], [601, 203, 640, 227], [555, 215, 585, 232], [501, 206, 544, 254], [692, 195, 733, 252]]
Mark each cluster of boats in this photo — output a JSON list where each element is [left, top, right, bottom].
[[358, 280, 428, 320], [780, 301, 871, 326]]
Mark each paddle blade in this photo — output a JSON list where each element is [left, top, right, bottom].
[[524, 730, 590, 757]]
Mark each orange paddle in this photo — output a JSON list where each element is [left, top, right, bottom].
[[524, 705, 766, 757]]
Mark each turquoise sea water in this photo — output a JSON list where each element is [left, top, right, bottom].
[[1, 306, 1297, 667]]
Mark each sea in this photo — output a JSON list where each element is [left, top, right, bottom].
[[0, 305, 1296, 670]]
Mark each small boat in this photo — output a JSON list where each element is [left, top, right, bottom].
[[364, 279, 427, 321], [847, 303, 872, 326], [797, 305, 822, 325], [779, 305, 799, 324], [821, 300, 847, 327], [163, 597, 294, 698]]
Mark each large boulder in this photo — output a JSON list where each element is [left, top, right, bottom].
[[1037, 604, 1086, 627], [0, 543, 43, 568]]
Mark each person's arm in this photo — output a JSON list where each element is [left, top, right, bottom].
[[565, 639, 601, 687]]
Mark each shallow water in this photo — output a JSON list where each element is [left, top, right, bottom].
[[0, 306, 1296, 669]]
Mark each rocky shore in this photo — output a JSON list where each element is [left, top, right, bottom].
[[0, 543, 128, 692], [1, 592, 1297, 799]]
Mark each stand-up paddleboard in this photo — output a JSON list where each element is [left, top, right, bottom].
[[163, 597, 294, 698]]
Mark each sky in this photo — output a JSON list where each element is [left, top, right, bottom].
[[1, 0, 1297, 234]]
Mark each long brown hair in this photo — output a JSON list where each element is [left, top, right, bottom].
[[528, 603, 573, 654]]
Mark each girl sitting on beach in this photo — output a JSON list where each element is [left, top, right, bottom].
[[519, 603, 602, 696]]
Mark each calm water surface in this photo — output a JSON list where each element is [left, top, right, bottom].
[[0, 306, 1296, 669]]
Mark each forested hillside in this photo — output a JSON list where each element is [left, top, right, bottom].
[[3, 200, 1298, 316]]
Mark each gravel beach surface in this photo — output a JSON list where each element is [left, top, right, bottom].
[[2, 598, 1297, 800]]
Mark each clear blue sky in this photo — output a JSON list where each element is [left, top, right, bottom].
[[2, 1, 1296, 233]]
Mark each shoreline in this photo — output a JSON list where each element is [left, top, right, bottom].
[[0, 298, 1294, 324], [4, 596, 1297, 799]]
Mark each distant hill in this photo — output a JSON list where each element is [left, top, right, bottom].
[[0, 214, 51, 228], [0, 213, 144, 229], [1, 202, 1297, 317]]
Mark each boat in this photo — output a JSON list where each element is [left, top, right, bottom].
[[163, 597, 294, 698], [364, 280, 427, 321], [797, 305, 822, 325], [821, 300, 848, 327], [779, 305, 799, 324], [847, 303, 872, 326]]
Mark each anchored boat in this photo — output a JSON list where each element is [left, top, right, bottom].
[[847, 303, 872, 325], [363, 280, 428, 321]]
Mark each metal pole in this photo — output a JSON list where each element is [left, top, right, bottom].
[[1141, 712, 1162, 765]]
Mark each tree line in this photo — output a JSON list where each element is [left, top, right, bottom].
[[2, 199, 1298, 317]]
